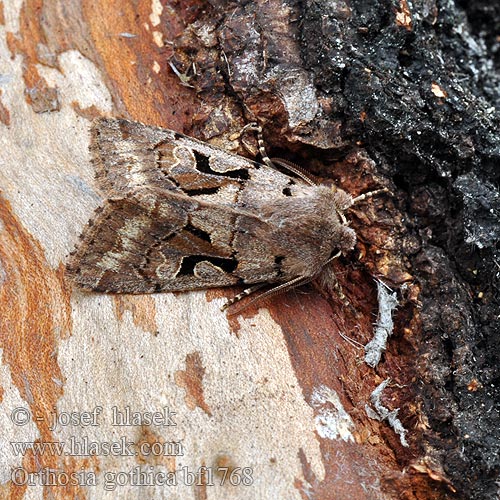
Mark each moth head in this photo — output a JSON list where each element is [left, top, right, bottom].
[[329, 187, 356, 253], [330, 187, 354, 212], [337, 225, 357, 253]]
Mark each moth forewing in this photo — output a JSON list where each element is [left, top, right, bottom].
[[68, 118, 374, 308]]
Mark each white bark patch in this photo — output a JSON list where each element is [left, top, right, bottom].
[[0, 349, 40, 484], [56, 298, 325, 498], [0, 50, 111, 267], [152, 31, 164, 47], [311, 385, 355, 442], [38, 50, 113, 112], [266, 67, 319, 128]]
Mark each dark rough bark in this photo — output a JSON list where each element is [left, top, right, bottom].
[[171, 0, 500, 498], [300, 2, 500, 498]]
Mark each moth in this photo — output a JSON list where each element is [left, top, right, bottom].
[[67, 118, 386, 310]]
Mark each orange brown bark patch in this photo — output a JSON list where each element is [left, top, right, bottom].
[[174, 351, 212, 416], [7, 0, 202, 126], [71, 102, 103, 120], [135, 425, 177, 469], [16, 451, 91, 499], [25, 76, 61, 113], [0, 482, 19, 499], [82, 0, 200, 128], [0, 195, 73, 495], [0, 89, 10, 125], [113, 294, 158, 334], [5, 0, 64, 113]]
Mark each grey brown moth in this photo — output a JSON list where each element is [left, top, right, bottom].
[[67, 118, 386, 309]]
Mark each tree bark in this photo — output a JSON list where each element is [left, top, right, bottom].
[[0, 1, 498, 499]]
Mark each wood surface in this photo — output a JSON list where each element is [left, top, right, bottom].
[[0, 1, 467, 499]]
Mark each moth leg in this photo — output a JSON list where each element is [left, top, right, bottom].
[[226, 254, 342, 313], [324, 250, 341, 265], [317, 257, 356, 314], [220, 283, 266, 311], [321, 251, 349, 302], [240, 122, 275, 169], [224, 275, 312, 315], [352, 187, 389, 205], [330, 273, 348, 305]]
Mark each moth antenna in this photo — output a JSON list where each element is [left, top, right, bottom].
[[270, 158, 318, 186], [220, 283, 266, 311], [352, 187, 389, 205], [225, 275, 311, 315], [241, 123, 317, 186]]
